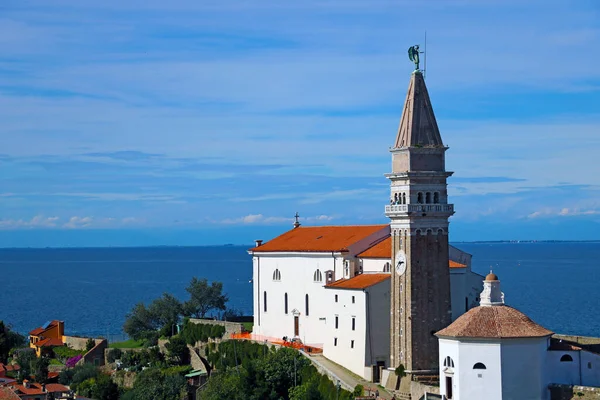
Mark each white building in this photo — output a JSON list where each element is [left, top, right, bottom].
[[436, 272, 600, 400], [250, 224, 483, 379]]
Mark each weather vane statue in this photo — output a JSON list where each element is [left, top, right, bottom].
[[408, 45, 421, 71]]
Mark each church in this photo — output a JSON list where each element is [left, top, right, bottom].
[[250, 62, 600, 399], [249, 66, 483, 381]]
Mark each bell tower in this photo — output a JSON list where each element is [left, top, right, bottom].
[[386, 69, 454, 374]]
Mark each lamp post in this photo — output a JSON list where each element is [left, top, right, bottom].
[[336, 380, 340, 400]]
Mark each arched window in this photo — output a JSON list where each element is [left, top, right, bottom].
[[383, 262, 391, 272], [425, 192, 431, 204], [560, 354, 574, 362], [305, 294, 309, 316], [473, 363, 486, 369], [284, 293, 288, 314], [263, 291, 267, 312], [313, 269, 323, 282], [443, 356, 455, 368], [417, 192, 423, 204], [272, 269, 281, 281], [434, 192, 439, 204], [402, 193, 406, 204]]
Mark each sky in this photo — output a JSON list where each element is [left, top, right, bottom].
[[1, 0, 599, 247]]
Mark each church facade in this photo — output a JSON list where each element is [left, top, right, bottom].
[[249, 68, 484, 380]]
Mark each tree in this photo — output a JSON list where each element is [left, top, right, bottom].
[[122, 368, 187, 400], [184, 278, 228, 318], [123, 303, 159, 341], [85, 338, 96, 352], [165, 336, 190, 366], [33, 356, 49, 384], [14, 349, 36, 382], [150, 293, 183, 337], [92, 374, 120, 400], [0, 321, 26, 363]]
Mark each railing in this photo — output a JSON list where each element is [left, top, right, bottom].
[[230, 332, 323, 354], [385, 204, 454, 214]]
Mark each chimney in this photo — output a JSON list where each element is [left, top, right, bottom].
[[254, 240, 263, 247], [23, 380, 30, 388]]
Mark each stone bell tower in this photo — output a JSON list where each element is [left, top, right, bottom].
[[386, 69, 454, 374]]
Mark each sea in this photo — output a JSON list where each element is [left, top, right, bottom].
[[0, 242, 599, 339]]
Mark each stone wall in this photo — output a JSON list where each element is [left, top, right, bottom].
[[549, 384, 600, 399], [63, 335, 95, 351], [188, 319, 243, 339], [410, 381, 440, 400], [77, 339, 107, 367]]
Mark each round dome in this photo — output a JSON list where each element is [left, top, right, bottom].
[[485, 272, 498, 281]]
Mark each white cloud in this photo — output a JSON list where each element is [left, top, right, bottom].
[[0, 215, 60, 229], [220, 213, 335, 225], [527, 208, 600, 219]]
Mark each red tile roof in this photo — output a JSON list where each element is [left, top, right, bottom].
[[356, 237, 390, 258], [251, 225, 388, 253], [0, 387, 20, 400], [45, 383, 69, 393], [325, 273, 390, 290], [0, 363, 19, 372], [449, 260, 466, 268], [357, 236, 467, 269], [34, 338, 64, 347], [436, 305, 553, 339], [29, 320, 61, 336]]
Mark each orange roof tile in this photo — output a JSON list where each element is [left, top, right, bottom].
[[325, 273, 390, 290], [436, 305, 553, 339], [357, 237, 390, 258], [357, 236, 468, 269], [0, 387, 20, 400], [251, 225, 388, 253], [34, 338, 64, 347], [45, 383, 69, 393], [449, 260, 466, 268], [29, 320, 61, 336]]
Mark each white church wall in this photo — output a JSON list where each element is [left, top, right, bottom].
[[501, 338, 549, 400], [322, 288, 367, 378], [365, 280, 391, 370], [581, 351, 600, 387], [360, 258, 390, 274], [457, 340, 502, 400], [252, 253, 345, 346], [547, 350, 582, 385], [438, 339, 461, 400]]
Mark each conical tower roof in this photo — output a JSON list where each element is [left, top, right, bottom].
[[393, 71, 444, 148]]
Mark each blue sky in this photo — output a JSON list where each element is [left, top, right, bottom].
[[1, 0, 600, 247]]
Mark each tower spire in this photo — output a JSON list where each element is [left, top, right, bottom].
[[293, 212, 300, 229], [393, 70, 443, 149]]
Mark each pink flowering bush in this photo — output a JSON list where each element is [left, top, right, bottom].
[[66, 355, 83, 368]]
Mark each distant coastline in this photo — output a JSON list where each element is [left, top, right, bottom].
[[2, 239, 600, 249]]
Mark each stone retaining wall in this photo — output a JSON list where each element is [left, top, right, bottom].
[[189, 319, 243, 338], [63, 335, 95, 351], [549, 384, 600, 400]]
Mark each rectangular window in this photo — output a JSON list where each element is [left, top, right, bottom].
[[334, 337, 337, 346], [335, 316, 339, 329], [352, 317, 355, 331], [335, 294, 338, 302], [351, 340, 354, 349], [352, 296, 355, 304], [263, 291, 267, 312]]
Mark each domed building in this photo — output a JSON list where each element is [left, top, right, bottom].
[[436, 273, 600, 400]]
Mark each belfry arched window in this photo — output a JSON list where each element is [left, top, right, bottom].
[[402, 193, 406, 204], [443, 356, 455, 368], [272, 269, 281, 281], [417, 192, 423, 204], [305, 294, 310, 316], [434, 192, 440, 204], [313, 269, 323, 282], [425, 192, 431, 204]]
